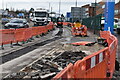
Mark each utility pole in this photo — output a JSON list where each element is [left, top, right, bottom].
[[51, 7, 52, 13], [76, 0, 77, 7], [94, 0, 97, 34], [49, 2, 51, 12], [6, 3, 7, 9], [118, 0, 120, 19], [2, 0, 4, 10], [59, 0, 61, 17]]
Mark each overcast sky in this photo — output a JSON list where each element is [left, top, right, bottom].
[[0, 0, 119, 15]]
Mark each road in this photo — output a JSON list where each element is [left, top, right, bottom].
[[0, 25, 119, 79], [1, 26, 102, 79], [0, 27, 72, 78]]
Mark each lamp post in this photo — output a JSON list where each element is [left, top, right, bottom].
[[94, 0, 97, 34], [59, 0, 61, 17], [76, 0, 77, 7], [49, 2, 51, 12], [2, 0, 4, 10], [118, 0, 120, 19]]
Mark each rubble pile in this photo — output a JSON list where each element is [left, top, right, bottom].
[[6, 51, 86, 79]]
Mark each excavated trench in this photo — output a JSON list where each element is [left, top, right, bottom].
[[5, 51, 86, 80], [3, 27, 107, 79]]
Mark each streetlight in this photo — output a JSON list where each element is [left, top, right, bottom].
[[94, 0, 97, 34], [59, 0, 61, 17], [49, 2, 51, 12], [76, 0, 77, 7], [2, 0, 4, 10]]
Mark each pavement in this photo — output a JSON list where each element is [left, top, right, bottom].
[[0, 25, 119, 79]]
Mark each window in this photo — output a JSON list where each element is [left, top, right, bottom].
[[102, 5, 105, 9], [85, 8, 89, 11], [114, 10, 118, 15]]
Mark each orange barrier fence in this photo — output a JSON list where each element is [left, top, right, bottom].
[[52, 31, 118, 79], [100, 31, 118, 78], [63, 22, 73, 27], [0, 29, 15, 45], [46, 22, 54, 31], [74, 47, 108, 79], [14, 28, 25, 42], [52, 63, 74, 80], [24, 28, 33, 41], [0, 22, 54, 48]]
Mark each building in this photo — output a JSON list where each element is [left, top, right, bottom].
[[81, 3, 100, 17], [115, 1, 120, 19], [70, 1, 120, 23], [81, 4, 90, 18], [71, 7, 86, 22], [95, 1, 120, 19]]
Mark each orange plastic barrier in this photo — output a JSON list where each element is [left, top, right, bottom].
[[100, 31, 118, 78], [63, 22, 72, 26], [32, 27, 40, 36], [39, 26, 48, 34], [52, 63, 74, 80], [52, 31, 118, 79], [0, 29, 15, 45], [74, 47, 108, 78], [23, 28, 33, 41], [0, 22, 55, 48], [46, 22, 54, 31], [71, 41, 93, 46], [14, 28, 25, 42]]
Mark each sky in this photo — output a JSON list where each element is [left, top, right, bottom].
[[0, 0, 119, 15]]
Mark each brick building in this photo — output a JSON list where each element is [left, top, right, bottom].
[[81, 1, 120, 19], [95, 1, 120, 19], [115, 1, 120, 19]]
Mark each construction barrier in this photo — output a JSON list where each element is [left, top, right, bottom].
[[0, 22, 54, 48], [100, 31, 118, 78], [23, 28, 33, 41], [14, 28, 25, 42], [0, 29, 15, 45], [46, 22, 54, 31], [63, 22, 73, 27], [74, 47, 108, 79], [52, 63, 74, 80], [52, 31, 118, 79]]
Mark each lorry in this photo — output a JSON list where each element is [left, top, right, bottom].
[[30, 8, 51, 26]]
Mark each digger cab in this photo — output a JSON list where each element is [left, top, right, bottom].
[[72, 20, 87, 36]]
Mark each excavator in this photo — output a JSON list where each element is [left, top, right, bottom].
[[72, 20, 87, 37]]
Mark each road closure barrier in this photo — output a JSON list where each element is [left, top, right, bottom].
[[0, 22, 54, 49], [52, 31, 118, 79], [52, 63, 74, 80], [63, 22, 73, 27], [0, 29, 15, 45], [46, 22, 54, 31]]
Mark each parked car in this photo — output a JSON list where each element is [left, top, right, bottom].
[[2, 18, 9, 25], [4, 19, 29, 29]]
